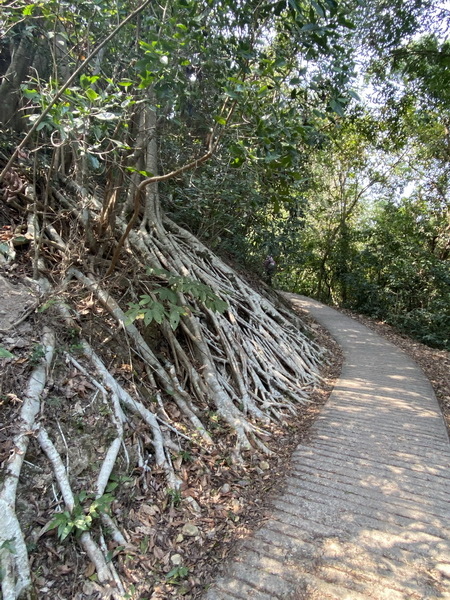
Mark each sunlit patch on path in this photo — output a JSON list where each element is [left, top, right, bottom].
[[204, 295, 450, 600]]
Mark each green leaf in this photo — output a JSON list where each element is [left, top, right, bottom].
[[21, 88, 39, 99], [73, 515, 91, 531], [274, 57, 287, 68], [1, 538, 16, 553], [139, 295, 153, 306], [204, 292, 228, 312], [80, 74, 90, 89], [87, 154, 100, 169], [169, 308, 181, 330], [124, 306, 142, 325], [86, 88, 99, 102], [224, 87, 239, 99], [265, 151, 281, 163], [348, 90, 361, 101], [0, 346, 14, 359], [78, 490, 89, 502], [125, 167, 154, 177], [143, 309, 154, 326], [337, 16, 356, 29], [329, 99, 345, 116], [23, 4, 35, 15], [59, 523, 73, 541], [147, 267, 172, 278], [274, 0, 286, 15], [311, 0, 325, 18], [156, 287, 179, 303], [151, 302, 166, 324], [231, 156, 246, 168], [166, 566, 189, 581], [301, 23, 320, 31], [106, 549, 114, 562]]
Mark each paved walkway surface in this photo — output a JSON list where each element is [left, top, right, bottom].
[[205, 295, 450, 600]]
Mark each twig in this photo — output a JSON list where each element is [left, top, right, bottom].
[[0, 302, 38, 333]]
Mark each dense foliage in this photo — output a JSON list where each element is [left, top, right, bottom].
[[162, 0, 450, 350]]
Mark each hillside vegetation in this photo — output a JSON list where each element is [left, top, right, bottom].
[[0, 0, 449, 598]]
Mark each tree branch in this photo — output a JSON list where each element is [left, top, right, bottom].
[[105, 99, 237, 276], [0, 0, 152, 184]]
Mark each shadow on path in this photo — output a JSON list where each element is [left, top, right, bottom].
[[204, 295, 450, 600]]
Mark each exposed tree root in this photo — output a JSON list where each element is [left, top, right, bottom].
[[94, 210, 324, 460], [36, 427, 125, 597], [0, 176, 327, 599], [0, 327, 55, 600], [44, 186, 324, 461]]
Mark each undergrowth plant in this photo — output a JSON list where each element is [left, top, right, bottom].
[[49, 492, 114, 541], [125, 267, 228, 330]]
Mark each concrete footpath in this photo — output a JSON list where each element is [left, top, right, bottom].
[[205, 295, 450, 600]]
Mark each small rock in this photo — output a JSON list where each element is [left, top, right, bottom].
[[220, 483, 231, 494], [260, 461, 270, 471], [170, 553, 182, 565], [82, 581, 102, 595], [175, 533, 184, 543], [182, 523, 199, 537], [185, 496, 201, 514], [237, 479, 250, 487], [12, 338, 28, 348]]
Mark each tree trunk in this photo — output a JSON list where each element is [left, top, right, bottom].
[[141, 102, 161, 230], [0, 35, 35, 130]]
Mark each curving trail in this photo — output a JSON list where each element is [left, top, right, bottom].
[[204, 295, 450, 600]]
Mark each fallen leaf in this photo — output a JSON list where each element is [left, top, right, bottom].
[[182, 523, 199, 537], [84, 562, 96, 577]]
